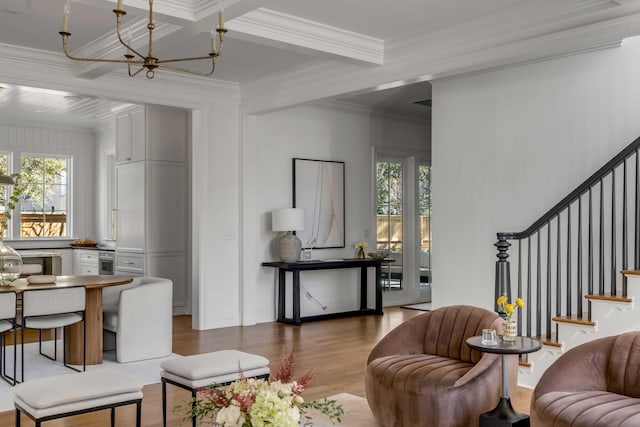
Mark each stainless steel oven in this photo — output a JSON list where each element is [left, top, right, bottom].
[[98, 251, 115, 275]]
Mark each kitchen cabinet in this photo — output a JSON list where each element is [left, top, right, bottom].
[[115, 162, 145, 252], [116, 106, 145, 163], [115, 105, 189, 314], [115, 252, 145, 276], [73, 249, 99, 275]]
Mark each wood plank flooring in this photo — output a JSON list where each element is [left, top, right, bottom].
[[0, 307, 532, 426]]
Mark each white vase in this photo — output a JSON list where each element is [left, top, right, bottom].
[[0, 240, 21, 286]]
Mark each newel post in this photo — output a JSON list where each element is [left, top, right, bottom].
[[495, 233, 513, 315]]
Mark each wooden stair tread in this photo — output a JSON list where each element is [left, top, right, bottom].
[[621, 270, 640, 276], [533, 333, 562, 348], [552, 313, 595, 326], [585, 293, 632, 303]]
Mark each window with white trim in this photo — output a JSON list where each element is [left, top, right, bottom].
[[19, 155, 71, 238]]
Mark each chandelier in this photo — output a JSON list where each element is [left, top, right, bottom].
[[59, 0, 227, 79]]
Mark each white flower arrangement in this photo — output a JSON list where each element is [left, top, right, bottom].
[[355, 241, 368, 249], [176, 352, 343, 427]]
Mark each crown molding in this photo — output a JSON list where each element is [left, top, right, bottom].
[[314, 99, 431, 124], [0, 42, 240, 110], [228, 8, 383, 65], [241, 11, 640, 114]]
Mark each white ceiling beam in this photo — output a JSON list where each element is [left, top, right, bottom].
[[227, 8, 384, 65]]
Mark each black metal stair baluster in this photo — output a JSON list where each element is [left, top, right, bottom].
[[536, 230, 542, 338], [636, 149, 640, 270], [611, 169, 617, 296], [567, 205, 572, 316], [589, 187, 593, 296], [556, 213, 562, 318], [600, 178, 605, 295], [623, 159, 628, 297], [518, 240, 531, 336], [546, 221, 552, 339], [527, 237, 532, 337], [577, 196, 583, 315]]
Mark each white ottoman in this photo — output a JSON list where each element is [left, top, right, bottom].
[[161, 349, 270, 427], [13, 369, 143, 427]]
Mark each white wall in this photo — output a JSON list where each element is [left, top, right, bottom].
[[0, 122, 97, 246], [242, 102, 429, 325], [431, 36, 640, 310]]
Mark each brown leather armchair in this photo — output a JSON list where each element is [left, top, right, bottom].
[[531, 331, 640, 427], [365, 305, 517, 427]]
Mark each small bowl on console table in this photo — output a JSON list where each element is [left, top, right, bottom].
[[367, 251, 390, 260]]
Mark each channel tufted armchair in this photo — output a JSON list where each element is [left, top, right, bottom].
[[365, 305, 517, 427], [531, 331, 640, 426]]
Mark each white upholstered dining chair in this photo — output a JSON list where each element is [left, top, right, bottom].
[[103, 276, 173, 363], [0, 291, 17, 385], [20, 286, 86, 381]]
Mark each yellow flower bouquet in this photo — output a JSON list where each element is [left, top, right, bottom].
[[496, 294, 525, 322], [497, 294, 525, 341]]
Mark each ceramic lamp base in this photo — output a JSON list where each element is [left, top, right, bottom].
[[279, 232, 301, 263]]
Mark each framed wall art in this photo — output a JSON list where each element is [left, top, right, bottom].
[[293, 158, 345, 249]]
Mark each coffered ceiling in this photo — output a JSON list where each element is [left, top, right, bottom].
[[1, 0, 640, 124]]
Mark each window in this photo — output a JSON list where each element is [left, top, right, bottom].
[[0, 152, 9, 238], [19, 155, 70, 238], [376, 160, 404, 291], [418, 163, 432, 286]]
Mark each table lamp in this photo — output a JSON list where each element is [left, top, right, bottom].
[[272, 208, 305, 262]]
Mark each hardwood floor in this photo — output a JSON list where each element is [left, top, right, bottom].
[[0, 307, 532, 426]]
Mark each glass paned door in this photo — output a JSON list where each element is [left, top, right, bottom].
[[376, 161, 403, 292], [419, 163, 432, 295]]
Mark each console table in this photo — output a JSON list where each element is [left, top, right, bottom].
[[262, 259, 385, 325]]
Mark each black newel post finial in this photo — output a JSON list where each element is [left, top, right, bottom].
[[495, 233, 512, 315]]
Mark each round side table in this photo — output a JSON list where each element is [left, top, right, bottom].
[[466, 335, 541, 427]]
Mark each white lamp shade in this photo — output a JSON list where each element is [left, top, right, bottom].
[[272, 208, 305, 232]]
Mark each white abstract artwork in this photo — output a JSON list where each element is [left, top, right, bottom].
[[293, 158, 345, 249]]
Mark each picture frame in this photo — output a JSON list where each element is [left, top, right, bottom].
[[293, 158, 345, 249]]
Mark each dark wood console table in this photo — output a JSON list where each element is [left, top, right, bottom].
[[262, 259, 385, 325]]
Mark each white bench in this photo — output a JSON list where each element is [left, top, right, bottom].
[[160, 350, 270, 427], [13, 370, 143, 427]]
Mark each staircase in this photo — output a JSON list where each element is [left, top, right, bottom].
[[494, 136, 640, 388], [518, 270, 640, 388]]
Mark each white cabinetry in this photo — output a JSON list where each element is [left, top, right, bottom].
[[73, 249, 99, 275], [115, 162, 145, 252], [115, 105, 189, 313], [116, 107, 145, 163]]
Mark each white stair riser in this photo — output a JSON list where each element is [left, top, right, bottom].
[[519, 278, 640, 389]]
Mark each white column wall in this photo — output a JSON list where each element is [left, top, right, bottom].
[[242, 103, 429, 325], [431, 36, 640, 310]]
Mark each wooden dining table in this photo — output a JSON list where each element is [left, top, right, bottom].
[[6, 275, 133, 365]]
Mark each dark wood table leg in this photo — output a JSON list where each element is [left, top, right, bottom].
[[277, 269, 286, 322], [360, 266, 367, 310], [375, 263, 383, 314], [293, 270, 301, 325]]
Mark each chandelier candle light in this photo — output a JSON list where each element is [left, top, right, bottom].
[[59, 0, 227, 79]]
